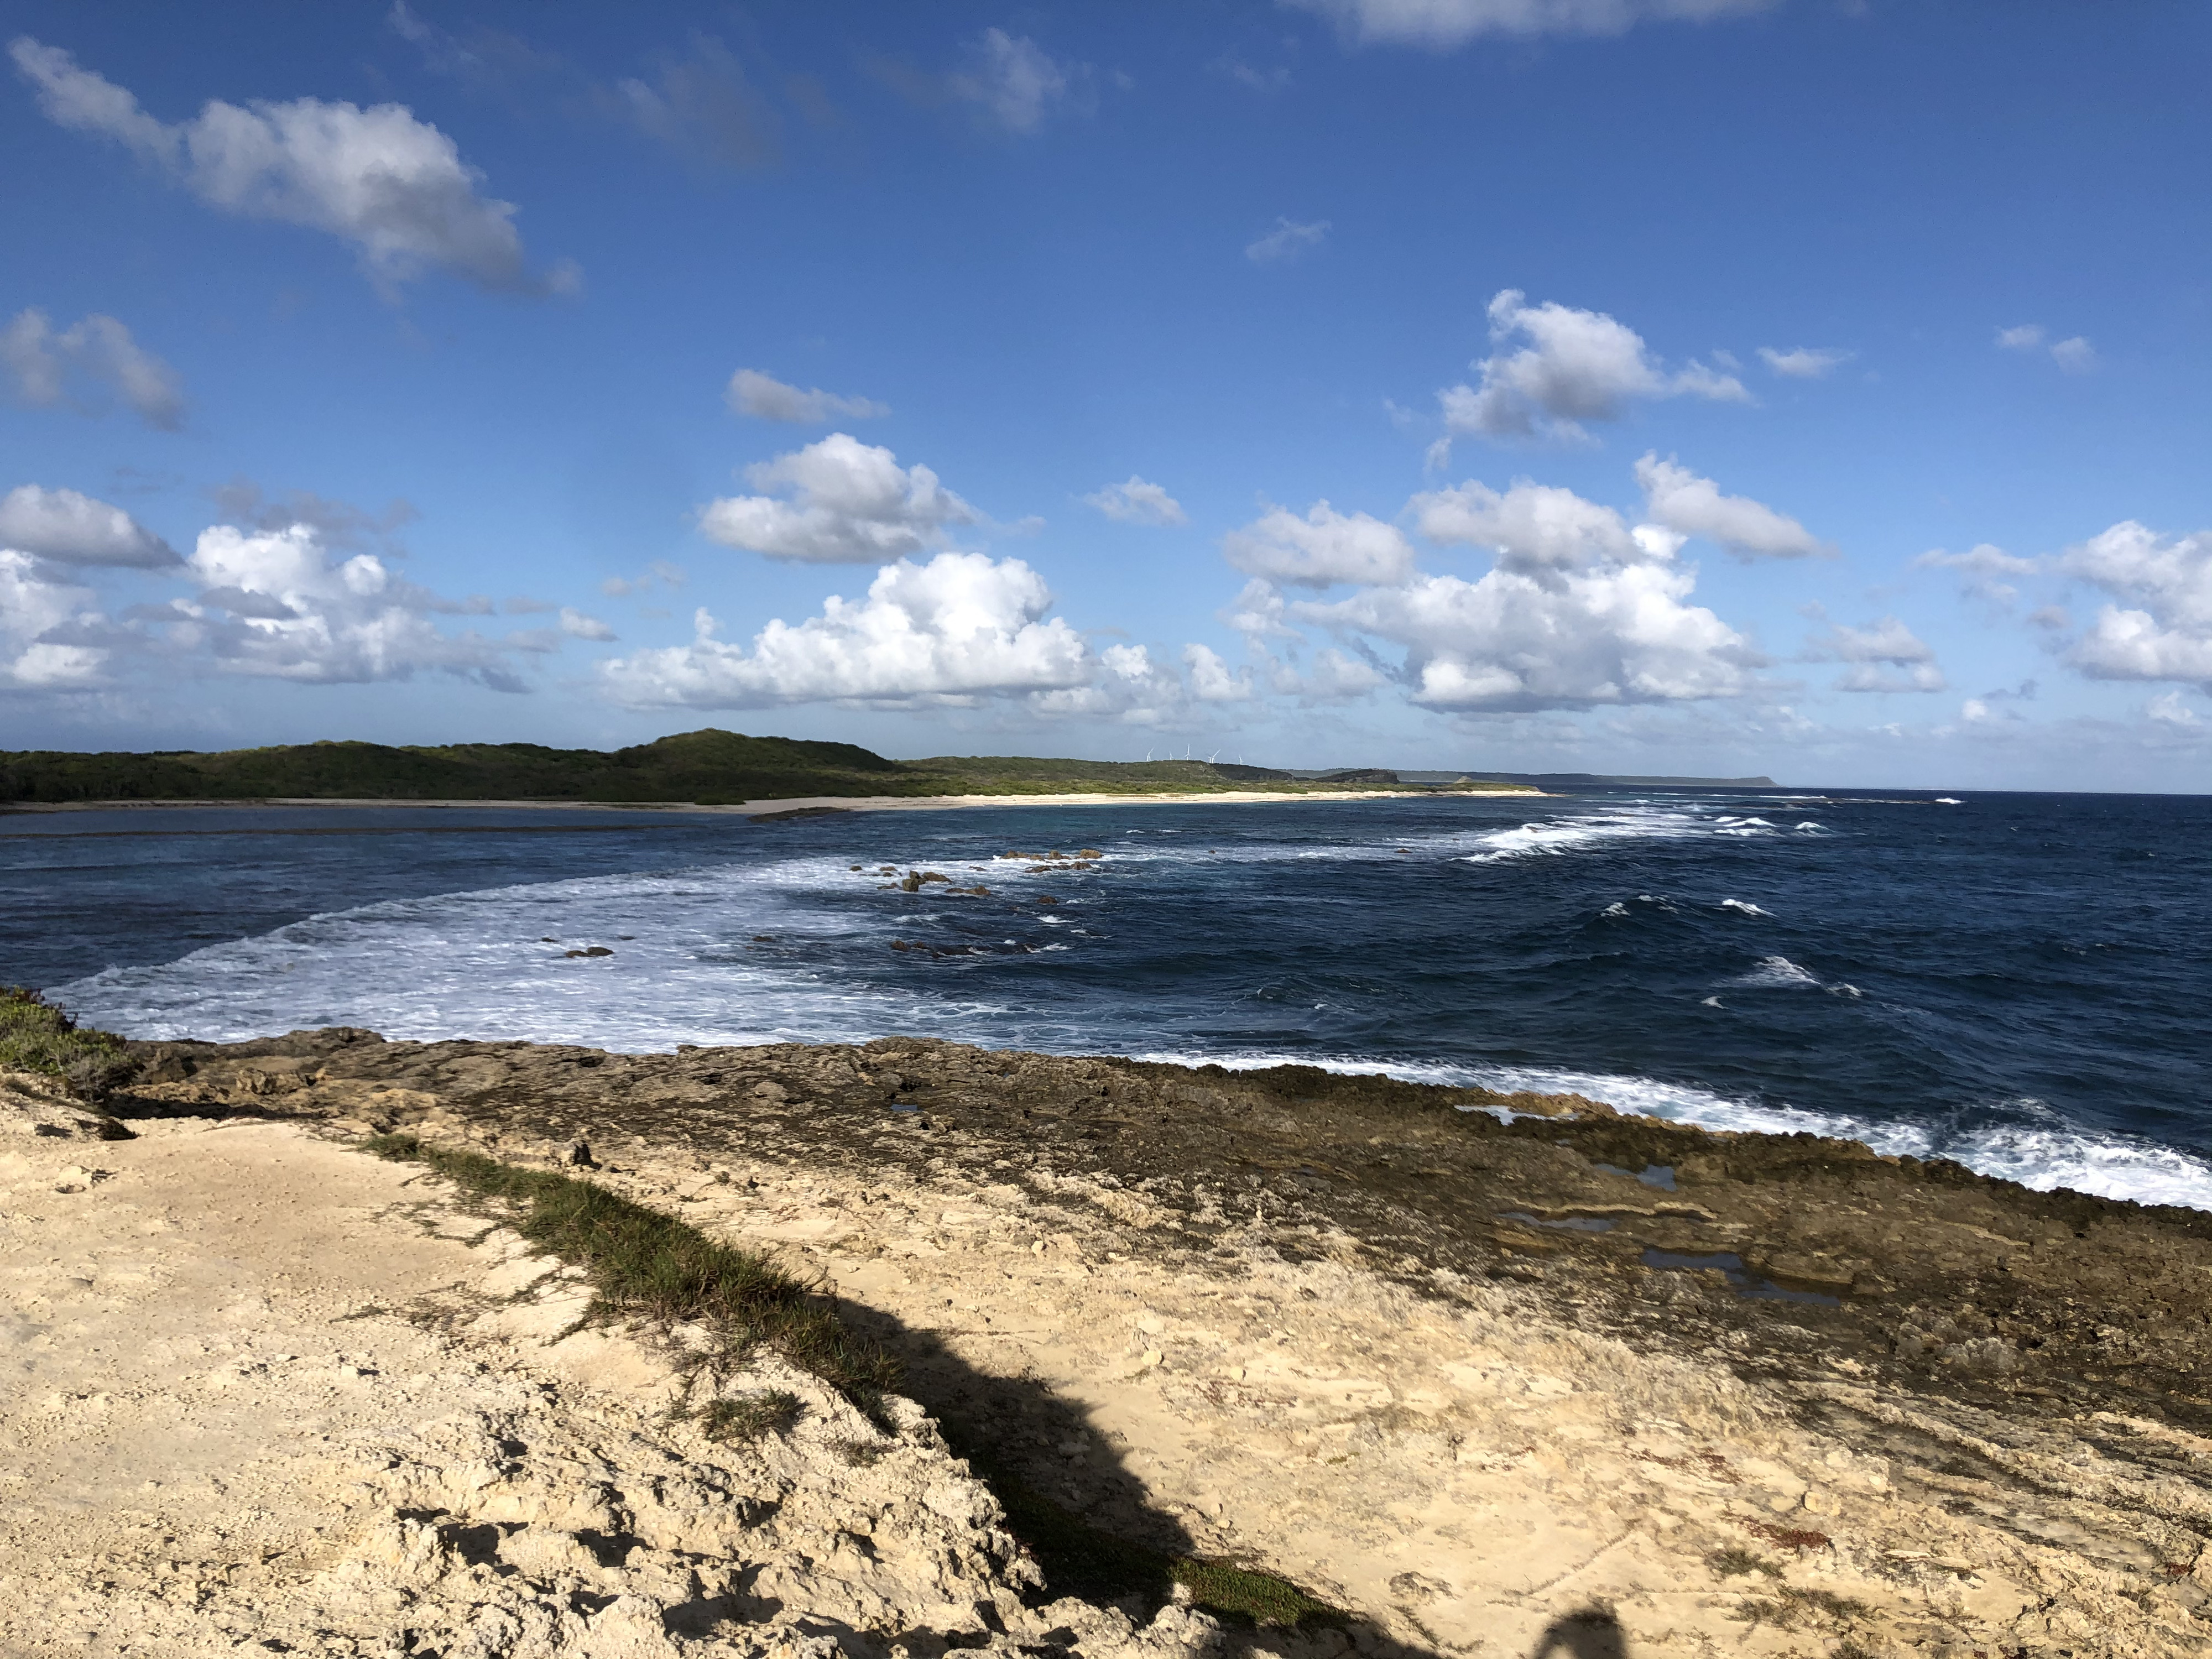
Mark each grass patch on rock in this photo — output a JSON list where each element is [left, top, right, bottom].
[[0, 986, 138, 1098], [702, 1390, 805, 1443], [361, 1133, 898, 1397]]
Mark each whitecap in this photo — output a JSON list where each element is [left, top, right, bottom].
[[1457, 804, 1720, 864], [1598, 901, 1630, 919], [1794, 822, 1823, 832], [1936, 797, 1962, 805], [1739, 954, 1819, 987], [1718, 899, 1770, 917], [1699, 996, 1725, 1008]]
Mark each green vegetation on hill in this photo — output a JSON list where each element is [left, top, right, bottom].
[[0, 729, 1527, 805]]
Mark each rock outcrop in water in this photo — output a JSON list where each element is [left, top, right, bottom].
[[8, 1034, 2212, 1657]]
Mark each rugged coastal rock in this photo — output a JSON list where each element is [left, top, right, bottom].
[[8, 1032, 2212, 1656]]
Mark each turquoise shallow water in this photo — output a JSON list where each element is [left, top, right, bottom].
[[8, 787, 2209, 1209]]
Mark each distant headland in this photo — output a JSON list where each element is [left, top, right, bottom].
[[0, 729, 1764, 811]]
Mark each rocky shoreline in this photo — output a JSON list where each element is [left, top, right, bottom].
[[7, 1031, 2211, 1656]]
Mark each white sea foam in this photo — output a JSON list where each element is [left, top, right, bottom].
[[1936, 797, 1963, 805], [1740, 954, 1820, 987], [51, 857, 999, 1052], [1719, 899, 1770, 917], [1457, 804, 1729, 864], [1123, 1049, 2212, 1212], [47, 827, 2211, 1215]]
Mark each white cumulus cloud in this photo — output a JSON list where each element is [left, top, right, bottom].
[[2059, 521, 2212, 688], [1411, 478, 1642, 576], [727, 368, 889, 424], [0, 484, 177, 567], [11, 36, 570, 295], [596, 551, 1091, 709], [2, 307, 184, 428], [698, 434, 980, 564], [0, 550, 106, 688], [183, 523, 525, 687], [1246, 217, 1331, 263], [1222, 501, 1416, 589], [1297, 562, 1753, 712], [1184, 643, 1255, 702], [1083, 476, 1187, 526], [1285, 0, 1775, 48], [1634, 453, 1830, 560], [1288, 476, 1757, 712], [1437, 289, 1748, 449], [1757, 345, 1851, 379], [1029, 643, 1200, 729]]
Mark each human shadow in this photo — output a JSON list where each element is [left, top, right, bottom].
[[818, 1285, 1441, 1658], [1528, 1606, 1626, 1659]]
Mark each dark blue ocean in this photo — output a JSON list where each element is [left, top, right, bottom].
[[6, 789, 2208, 1209]]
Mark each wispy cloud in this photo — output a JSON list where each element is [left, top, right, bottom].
[[1246, 217, 1331, 263], [1757, 345, 1852, 379], [727, 369, 889, 424], [1997, 323, 2097, 374], [1, 307, 184, 429]]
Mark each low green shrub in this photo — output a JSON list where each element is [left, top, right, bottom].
[[361, 1133, 898, 1397], [702, 1390, 805, 1443], [0, 987, 138, 1098]]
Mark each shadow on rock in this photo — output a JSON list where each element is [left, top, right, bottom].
[[826, 1288, 1438, 1656], [1528, 1606, 1626, 1659]]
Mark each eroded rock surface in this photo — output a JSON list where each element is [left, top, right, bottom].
[[0, 1073, 1217, 1659], [9, 1036, 2212, 1657]]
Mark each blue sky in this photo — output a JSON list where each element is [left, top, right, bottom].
[[2, 1, 2206, 789]]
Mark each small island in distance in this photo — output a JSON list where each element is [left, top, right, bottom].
[[0, 728, 1773, 807]]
